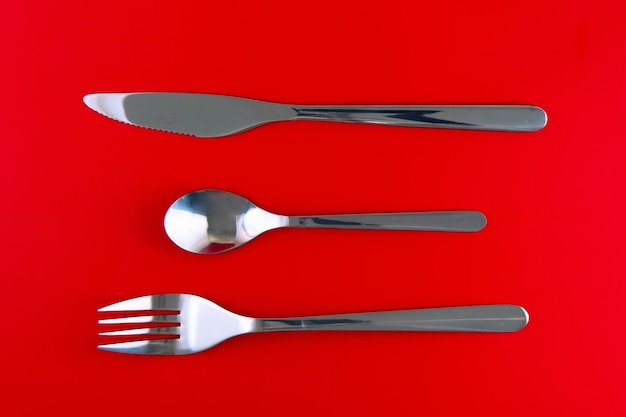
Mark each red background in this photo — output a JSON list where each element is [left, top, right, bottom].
[[2, 0, 625, 415]]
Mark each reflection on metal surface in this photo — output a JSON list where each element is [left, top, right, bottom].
[[97, 293, 529, 355], [163, 189, 486, 254]]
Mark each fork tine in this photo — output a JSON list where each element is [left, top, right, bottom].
[[98, 314, 178, 325], [98, 295, 154, 312], [97, 309, 179, 320], [97, 338, 179, 355], [98, 294, 183, 312], [98, 321, 180, 336]]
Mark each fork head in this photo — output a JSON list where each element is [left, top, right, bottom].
[[97, 293, 255, 355]]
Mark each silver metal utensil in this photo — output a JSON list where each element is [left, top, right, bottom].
[[83, 92, 547, 137], [163, 189, 487, 254], [97, 293, 529, 355]]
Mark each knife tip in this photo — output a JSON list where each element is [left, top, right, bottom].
[[83, 93, 97, 110], [82, 93, 129, 123]]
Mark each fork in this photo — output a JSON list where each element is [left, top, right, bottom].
[[97, 294, 529, 355]]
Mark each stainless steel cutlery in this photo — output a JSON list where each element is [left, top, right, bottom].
[[88, 92, 536, 354], [83, 92, 547, 137], [164, 189, 487, 254], [98, 293, 529, 355]]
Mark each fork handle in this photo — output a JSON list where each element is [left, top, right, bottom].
[[292, 105, 546, 132], [258, 305, 528, 333], [288, 211, 486, 232]]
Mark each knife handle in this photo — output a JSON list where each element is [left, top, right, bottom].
[[292, 105, 546, 132]]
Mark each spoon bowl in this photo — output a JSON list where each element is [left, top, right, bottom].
[[164, 189, 288, 254], [164, 190, 487, 254]]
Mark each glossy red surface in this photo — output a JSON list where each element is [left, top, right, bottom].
[[2, 0, 625, 415]]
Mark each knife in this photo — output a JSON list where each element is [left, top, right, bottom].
[[83, 92, 547, 137]]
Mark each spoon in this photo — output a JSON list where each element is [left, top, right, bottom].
[[163, 189, 487, 254], [83, 92, 547, 137]]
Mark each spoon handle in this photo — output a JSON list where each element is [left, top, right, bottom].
[[258, 305, 528, 333], [288, 211, 486, 232], [292, 105, 546, 132]]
